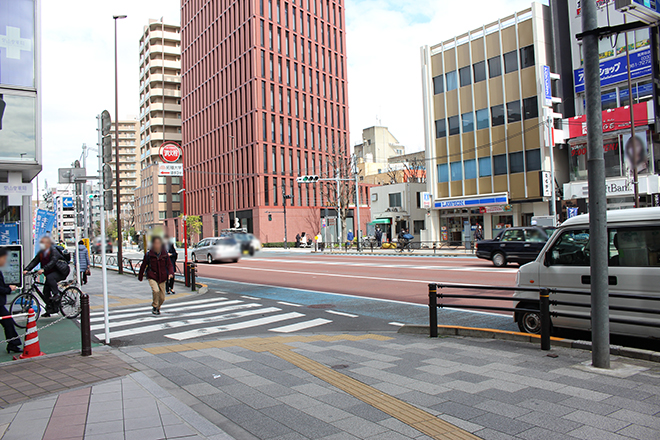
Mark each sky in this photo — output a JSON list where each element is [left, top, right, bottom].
[[37, 0, 541, 193]]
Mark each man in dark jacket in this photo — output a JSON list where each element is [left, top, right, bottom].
[[138, 236, 174, 315], [164, 235, 178, 295], [0, 248, 21, 354], [24, 236, 69, 316]]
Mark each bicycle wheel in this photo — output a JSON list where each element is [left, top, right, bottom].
[[60, 286, 82, 319], [9, 291, 42, 328]]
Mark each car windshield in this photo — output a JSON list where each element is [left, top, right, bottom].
[[233, 234, 249, 242], [215, 238, 237, 246]]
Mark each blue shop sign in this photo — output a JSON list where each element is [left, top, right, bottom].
[[435, 195, 508, 209], [574, 48, 652, 93]]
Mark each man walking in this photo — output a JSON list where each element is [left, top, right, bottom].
[[165, 235, 178, 295], [138, 236, 174, 315]]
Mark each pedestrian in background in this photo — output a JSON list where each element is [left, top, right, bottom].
[[475, 224, 484, 242], [78, 240, 90, 285], [0, 248, 21, 354], [346, 230, 354, 250], [165, 235, 178, 295], [138, 236, 174, 316], [375, 226, 383, 247]]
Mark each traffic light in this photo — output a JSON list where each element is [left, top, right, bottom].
[[268, 214, 272, 221], [102, 135, 112, 163], [102, 164, 113, 190], [296, 175, 320, 183], [104, 189, 114, 211]]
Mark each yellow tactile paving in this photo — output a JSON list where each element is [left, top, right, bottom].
[[143, 334, 479, 439]]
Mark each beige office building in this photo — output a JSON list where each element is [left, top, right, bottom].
[[109, 119, 140, 217], [421, 3, 565, 243], [135, 20, 183, 234]]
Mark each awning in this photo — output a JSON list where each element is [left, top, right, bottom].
[[369, 218, 391, 224]]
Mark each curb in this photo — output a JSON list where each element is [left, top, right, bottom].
[[310, 251, 477, 258], [398, 324, 660, 363]]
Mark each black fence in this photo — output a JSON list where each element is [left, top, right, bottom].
[[428, 283, 660, 351], [310, 240, 476, 254]]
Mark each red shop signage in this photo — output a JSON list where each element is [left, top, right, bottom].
[[567, 102, 650, 139]]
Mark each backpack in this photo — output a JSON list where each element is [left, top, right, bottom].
[[56, 245, 72, 263]]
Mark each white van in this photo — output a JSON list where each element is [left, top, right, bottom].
[[514, 207, 660, 339]]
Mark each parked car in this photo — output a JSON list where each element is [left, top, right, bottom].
[[475, 226, 555, 267], [191, 237, 241, 264], [231, 232, 262, 256], [92, 237, 113, 254], [514, 207, 660, 338]]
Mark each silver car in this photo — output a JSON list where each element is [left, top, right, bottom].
[[191, 237, 242, 264]]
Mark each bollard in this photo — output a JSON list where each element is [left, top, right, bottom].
[[540, 288, 551, 351], [190, 263, 197, 292], [184, 262, 191, 287], [429, 284, 438, 338], [81, 294, 92, 356]]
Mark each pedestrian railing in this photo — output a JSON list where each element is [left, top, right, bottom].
[[428, 283, 660, 351], [90, 255, 143, 276], [310, 240, 477, 254]]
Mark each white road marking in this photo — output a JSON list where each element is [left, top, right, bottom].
[[90, 299, 238, 323], [94, 306, 282, 340], [269, 318, 332, 333], [388, 322, 405, 327], [241, 295, 258, 299], [326, 310, 358, 318], [89, 297, 229, 317], [277, 301, 303, 307], [165, 312, 305, 340]]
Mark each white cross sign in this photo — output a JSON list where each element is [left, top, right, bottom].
[[0, 26, 32, 60]]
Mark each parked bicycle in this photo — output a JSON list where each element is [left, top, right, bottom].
[[9, 271, 82, 328]]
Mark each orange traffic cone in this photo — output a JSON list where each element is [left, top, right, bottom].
[[15, 308, 45, 360]]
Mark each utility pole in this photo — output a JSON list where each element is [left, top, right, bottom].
[[97, 114, 111, 345], [231, 135, 238, 228], [282, 185, 292, 249], [624, 15, 640, 208], [582, 0, 610, 369], [354, 156, 362, 252], [336, 168, 342, 245], [113, 14, 127, 273], [81, 144, 91, 239]]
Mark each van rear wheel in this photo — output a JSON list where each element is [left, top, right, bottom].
[[517, 305, 542, 334]]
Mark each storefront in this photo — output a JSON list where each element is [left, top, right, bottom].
[[434, 193, 510, 243]]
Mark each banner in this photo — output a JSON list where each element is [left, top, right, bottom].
[[622, 132, 650, 175], [0, 222, 19, 245], [33, 209, 55, 255], [573, 48, 651, 93]]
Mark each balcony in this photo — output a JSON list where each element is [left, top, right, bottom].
[[149, 59, 180, 70], [150, 88, 181, 98], [148, 31, 181, 43], [149, 132, 182, 142], [148, 117, 182, 127]]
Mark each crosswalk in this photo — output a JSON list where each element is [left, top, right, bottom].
[[88, 296, 339, 341]]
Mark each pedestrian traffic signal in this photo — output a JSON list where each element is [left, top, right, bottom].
[[296, 175, 319, 183], [268, 214, 272, 221]]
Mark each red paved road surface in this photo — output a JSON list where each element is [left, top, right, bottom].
[[194, 254, 519, 307]]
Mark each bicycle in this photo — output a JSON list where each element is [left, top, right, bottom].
[[397, 239, 414, 253], [9, 271, 83, 328]]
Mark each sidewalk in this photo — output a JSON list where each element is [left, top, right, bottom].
[[1, 331, 658, 439], [261, 247, 478, 258]]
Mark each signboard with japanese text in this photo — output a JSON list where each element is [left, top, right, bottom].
[[158, 163, 184, 176], [0, 0, 35, 88], [0, 245, 23, 287], [33, 209, 55, 255], [567, 102, 651, 138], [573, 48, 652, 93], [421, 192, 432, 209], [543, 66, 552, 107], [0, 222, 19, 245]]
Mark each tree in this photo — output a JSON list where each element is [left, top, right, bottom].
[[320, 153, 360, 242], [106, 218, 118, 240], [402, 157, 427, 183], [180, 214, 202, 243]]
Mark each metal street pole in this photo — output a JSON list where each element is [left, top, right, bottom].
[[113, 14, 127, 273], [624, 16, 640, 208], [336, 169, 342, 246], [231, 135, 237, 227], [82, 144, 90, 238], [582, 0, 610, 369], [282, 185, 288, 249], [97, 115, 111, 344], [354, 158, 361, 252]]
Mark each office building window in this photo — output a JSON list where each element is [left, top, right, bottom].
[[435, 119, 446, 138], [473, 61, 486, 83], [459, 66, 471, 87], [464, 159, 477, 179], [523, 96, 538, 120], [476, 108, 489, 130], [263, 144, 268, 172], [273, 178, 278, 205], [462, 112, 474, 133], [509, 151, 524, 173], [450, 161, 462, 181], [488, 56, 501, 78], [519, 45, 535, 69], [491, 104, 505, 126], [493, 154, 508, 175], [504, 50, 518, 73], [446, 70, 458, 91], [507, 100, 521, 123], [438, 163, 449, 183], [389, 192, 402, 207], [448, 115, 460, 136], [433, 75, 444, 94], [478, 157, 492, 177], [526, 149, 541, 171]]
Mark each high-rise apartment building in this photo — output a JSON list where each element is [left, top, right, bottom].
[[109, 119, 140, 217], [421, 3, 562, 243], [180, 0, 359, 243], [135, 20, 183, 234]]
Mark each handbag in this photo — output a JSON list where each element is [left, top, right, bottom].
[[85, 268, 91, 276]]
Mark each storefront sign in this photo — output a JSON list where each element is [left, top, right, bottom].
[[543, 66, 552, 107], [567, 102, 651, 138], [421, 192, 432, 209], [160, 142, 182, 163], [0, 0, 35, 88], [541, 171, 552, 197], [573, 48, 651, 93], [479, 205, 512, 214], [0, 222, 19, 245], [158, 163, 184, 176], [33, 209, 56, 255], [0, 180, 32, 206], [435, 194, 508, 209], [565, 178, 634, 199]]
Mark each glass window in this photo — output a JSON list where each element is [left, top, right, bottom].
[[569, 139, 622, 181], [0, 94, 37, 161], [438, 163, 449, 183], [509, 151, 524, 173], [464, 159, 476, 179], [433, 75, 444, 94], [462, 112, 474, 133], [502, 229, 525, 242], [476, 108, 489, 130], [523, 96, 538, 120], [448, 115, 460, 136], [526, 149, 541, 171], [473, 61, 486, 83], [507, 100, 521, 123], [0, 0, 35, 88], [493, 154, 507, 175], [478, 157, 491, 177], [547, 229, 590, 266], [519, 45, 535, 69], [450, 161, 463, 181], [459, 66, 471, 87], [389, 192, 402, 207], [488, 56, 501, 78], [435, 119, 446, 138], [525, 228, 547, 243], [446, 70, 458, 91], [491, 104, 505, 126], [610, 227, 660, 267], [504, 50, 518, 73]]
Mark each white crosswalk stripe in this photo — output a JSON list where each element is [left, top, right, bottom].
[[87, 297, 335, 341]]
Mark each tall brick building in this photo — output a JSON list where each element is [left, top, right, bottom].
[[180, 0, 364, 243]]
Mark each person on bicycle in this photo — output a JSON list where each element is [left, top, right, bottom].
[[24, 236, 70, 317], [138, 236, 174, 315], [0, 248, 22, 354]]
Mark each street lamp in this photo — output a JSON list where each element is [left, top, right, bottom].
[[282, 189, 292, 249], [113, 14, 127, 273]]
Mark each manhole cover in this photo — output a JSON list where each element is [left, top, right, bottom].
[[331, 364, 349, 370], [308, 304, 334, 309]]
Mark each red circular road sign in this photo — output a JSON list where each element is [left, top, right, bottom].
[[160, 143, 182, 163]]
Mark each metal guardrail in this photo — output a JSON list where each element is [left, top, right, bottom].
[[308, 240, 477, 254], [90, 255, 142, 276], [428, 283, 660, 351]]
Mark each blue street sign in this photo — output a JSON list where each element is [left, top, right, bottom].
[[543, 65, 552, 107], [62, 197, 73, 208], [574, 48, 652, 93]]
